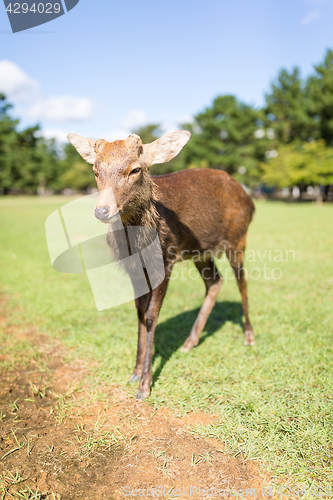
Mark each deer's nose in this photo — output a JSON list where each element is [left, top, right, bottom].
[[94, 206, 110, 221]]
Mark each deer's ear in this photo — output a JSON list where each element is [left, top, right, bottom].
[[67, 133, 97, 164], [143, 130, 191, 166]]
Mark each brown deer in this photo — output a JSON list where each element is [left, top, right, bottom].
[[67, 131, 255, 400]]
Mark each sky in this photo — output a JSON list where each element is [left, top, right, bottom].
[[1, 0, 333, 144]]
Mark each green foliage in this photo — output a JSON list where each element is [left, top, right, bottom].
[[175, 52, 333, 187], [182, 95, 272, 186], [0, 94, 60, 194], [0, 95, 20, 192], [58, 143, 95, 191], [59, 159, 95, 191], [307, 49, 333, 146], [0, 94, 95, 194], [132, 123, 186, 175], [132, 123, 161, 144], [2, 48, 333, 193], [262, 140, 333, 188], [265, 51, 333, 150], [265, 67, 318, 144]]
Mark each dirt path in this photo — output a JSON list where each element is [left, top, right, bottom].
[[0, 304, 269, 499]]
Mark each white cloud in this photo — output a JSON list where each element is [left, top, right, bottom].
[[156, 114, 194, 135], [98, 110, 148, 143], [0, 60, 94, 123], [0, 60, 38, 102], [28, 95, 93, 122], [97, 129, 130, 142], [88, 128, 131, 142], [175, 114, 193, 126], [119, 110, 147, 131], [101, 114, 193, 143], [301, 11, 320, 24], [68, 110, 193, 148], [40, 128, 69, 143], [158, 114, 193, 135]]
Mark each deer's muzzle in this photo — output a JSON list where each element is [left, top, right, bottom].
[[94, 206, 110, 221]]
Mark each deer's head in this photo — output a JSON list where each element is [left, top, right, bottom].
[[67, 131, 191, 224]]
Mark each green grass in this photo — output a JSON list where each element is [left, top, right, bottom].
[[1, 196, 333, 489]]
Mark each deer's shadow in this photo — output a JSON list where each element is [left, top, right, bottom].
[[152, 300, 243, 386]]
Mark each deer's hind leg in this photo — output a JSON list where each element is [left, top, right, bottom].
[[181, 259, 223, 353], [227, 236, 254, 346]]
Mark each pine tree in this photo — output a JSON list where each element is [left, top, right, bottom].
[[307, 49, 333, 145], [265, 67, 318, 143], [182, 95, 271, 186]]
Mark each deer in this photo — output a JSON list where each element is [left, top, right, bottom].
[[67, 130, 255, 400]]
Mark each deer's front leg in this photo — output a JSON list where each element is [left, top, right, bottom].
[[129, 293, 150, 383], [136, 274, 170, 400]]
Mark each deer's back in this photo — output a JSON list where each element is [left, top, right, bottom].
[[153, 168, 255, 255]]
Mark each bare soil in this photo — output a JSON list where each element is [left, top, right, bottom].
[[0, 306, 269, 499]]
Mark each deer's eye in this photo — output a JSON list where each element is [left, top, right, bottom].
[[94, 171, 99, 178], [130, 167, 141, 176]]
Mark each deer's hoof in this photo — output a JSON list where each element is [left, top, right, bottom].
[[136, 388, 150, 400], [180, 344, 192, 353], [244, 331, 255, 346], [128, 373, 141, 383], [180, 338, 197, 352]]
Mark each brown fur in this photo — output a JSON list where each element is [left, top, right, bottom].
[[68, 132, 255, 400], [102, 167, 254, 400]]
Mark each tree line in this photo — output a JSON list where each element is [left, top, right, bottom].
[[1, 49, 333, 197]]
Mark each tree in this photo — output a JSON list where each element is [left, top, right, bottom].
[[0, 94, 60, 194], [58, 142, 96, 192], [265, 67, 318, 144], [307, 49, 333, 146], [132, 123, 186, 175], [181, 95, 272, 186], [261, 140, 333, 188], [0, 93, 20, 193], [132, 123, 161, 144]]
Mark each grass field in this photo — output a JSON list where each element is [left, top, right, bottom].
[[1, 196, 333, 491]]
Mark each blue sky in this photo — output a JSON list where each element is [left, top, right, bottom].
[[1, 0, 333, 143]]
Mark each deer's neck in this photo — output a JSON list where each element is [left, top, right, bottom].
[[122, 179, 160, 230], [122, 181, 168, 251]]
